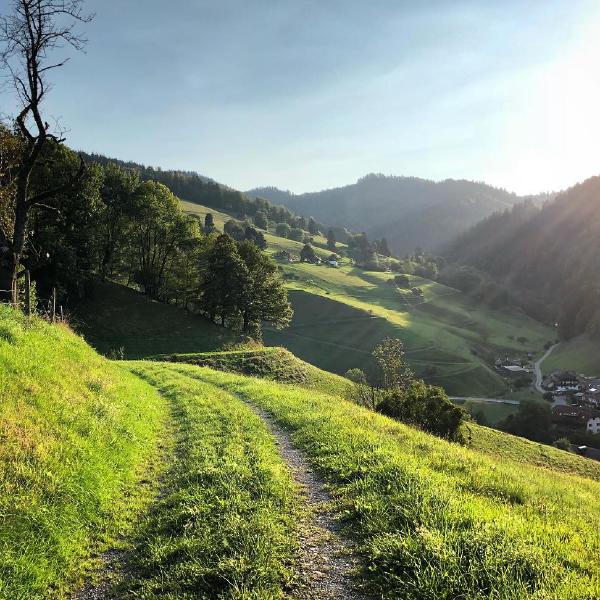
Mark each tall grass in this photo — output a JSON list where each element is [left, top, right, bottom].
[[173, 365, 600, 599], [0, 306, 167, 599], [125, 362, 299, 598]]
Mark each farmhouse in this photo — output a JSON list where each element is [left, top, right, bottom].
[[588, 417, 600, 435], [544, 370, 581, 393]]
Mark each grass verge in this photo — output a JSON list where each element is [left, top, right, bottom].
[[0, 306, 167, 599], [124, 362, 299, 599]]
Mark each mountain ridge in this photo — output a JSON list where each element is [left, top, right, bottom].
[[247, 174, 552, 254]]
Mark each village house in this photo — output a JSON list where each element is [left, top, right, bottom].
[[587, 416, 600, 435], [552, 405, 600, 428], [543, 370, 581, 393]]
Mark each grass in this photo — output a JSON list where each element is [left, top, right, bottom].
[[542, 334, 600, 376], [75, 280, 237, 358], [165, 364, 600, 599], [123, 362, 298, 598], [153, 346, 353, 396], [177, 198, 558, 397], [455, 398, 519, 425], [0, 306, 168, 599]]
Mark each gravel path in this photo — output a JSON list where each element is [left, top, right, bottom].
[[248, 404, 365, 600], [534, 343, 559, 392]]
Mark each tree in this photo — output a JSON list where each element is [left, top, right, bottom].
[[0, 0, 92, 303], [394, 274, 410, 288], [379, 237, 391, 257], [300, 244, 317, 263], [345, 368, 367, 384], [244, 226, 267, 250], [308, 217, 319, 235], [237, 241, 292, 337], [372, 337, 414, 390], [326, 229, 336, 251], [499, 400, 553, 443], [377, 381, 464, 441], [254, 210, 268, 230], [224, 219, 245, 241], [275, 222, 291, 238], [128, 181, 193, 298], [98, 163, 139, 279], [204, 212, 215, 232], [198, 234, 248, 326], [289, 227, 304, 241]]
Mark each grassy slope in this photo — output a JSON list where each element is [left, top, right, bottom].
[[542, 334, 600, 376], [75, 280, 237, 358], [123, 362, 298, 598], [156, 364, 600, 599], [0, 307, 167, 599], [180, 199, 554, 397], [153, 346, 353, 396]]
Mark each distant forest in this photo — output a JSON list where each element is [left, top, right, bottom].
[[445, 176, 600, 340]]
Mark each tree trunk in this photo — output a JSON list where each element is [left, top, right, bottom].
[[0, 251, 18, 304]]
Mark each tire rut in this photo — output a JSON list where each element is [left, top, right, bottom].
[[247, 403, 365, 600]]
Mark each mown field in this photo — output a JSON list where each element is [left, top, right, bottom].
[[542, 334, 600, 377], [155, 363, 600, 599], [180, 199, 554, 397]]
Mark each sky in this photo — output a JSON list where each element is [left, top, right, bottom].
[[3, 0, 600, 195]]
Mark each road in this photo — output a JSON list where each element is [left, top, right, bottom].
[[449, 396, 520, 405], [533, 343, 559, 393]]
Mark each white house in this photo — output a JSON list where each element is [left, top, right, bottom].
[[587, 416, 600, 434]]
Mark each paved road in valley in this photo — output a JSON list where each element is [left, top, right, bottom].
[[533, 344, 559, 393]]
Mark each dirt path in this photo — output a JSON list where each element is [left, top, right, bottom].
[[248, 404, 365, 600]]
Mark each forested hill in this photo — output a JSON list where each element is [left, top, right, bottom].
[[247, 175, 545, 255], [82, 153, 315, 231], [445, 175, 600, 339]]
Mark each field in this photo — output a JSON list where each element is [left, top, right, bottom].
[[180, 199, 555, 397], [153, 346, 353, 396], [542, 334, 600, 377], [75, 280, 237, 358], [157, 364, 600, 599]]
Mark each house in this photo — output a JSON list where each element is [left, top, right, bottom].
[[328, 260, 338, 267], [551, 405, 600, 427], [587, 416, 600, 434], [544, 370, 581, 392]]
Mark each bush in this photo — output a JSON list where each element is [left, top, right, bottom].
[[345, 368, 367, 384], [376, 380, 465, 441], [394, 274, 410, 287], [553, 437, 571, 451]]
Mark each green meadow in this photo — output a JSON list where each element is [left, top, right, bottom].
[[179, 199, 555, 397], [2, 308, 599, 598]]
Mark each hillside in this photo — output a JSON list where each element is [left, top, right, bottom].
[[445, 176, 600, 346], [153, 346, 353, 396], [74, 280, 238, 358], [248, 175, 543, 255], [0, 306, 167, 598], [175, 200, 554, 396], [3, 307, 600, 598]]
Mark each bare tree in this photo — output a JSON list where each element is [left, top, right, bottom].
[[0, 0, 92, 304]]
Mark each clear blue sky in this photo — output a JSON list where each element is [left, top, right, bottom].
[[7, 0, 600, 194]]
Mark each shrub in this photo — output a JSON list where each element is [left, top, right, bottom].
[[376, 380, 465, 441]]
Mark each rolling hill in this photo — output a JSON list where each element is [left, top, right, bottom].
[[445, 175, 600, 374], [178, 199, 554, 397], [248, 175, 550, 255], [3, 304, 600, 598]]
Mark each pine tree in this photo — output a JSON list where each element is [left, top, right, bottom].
[[326, 229, 336, 251]]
